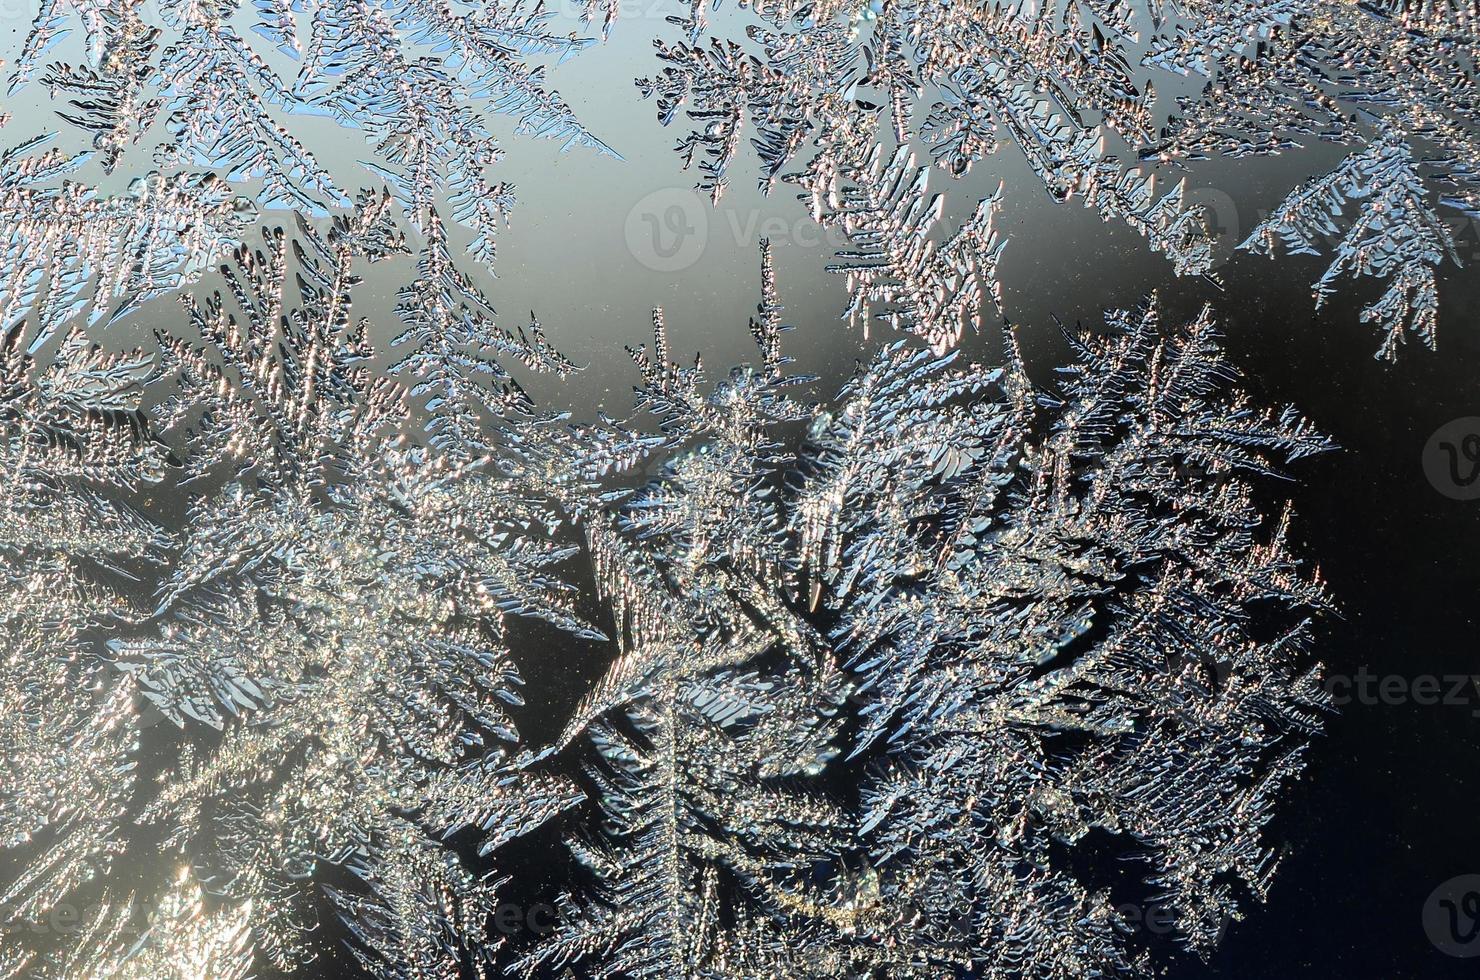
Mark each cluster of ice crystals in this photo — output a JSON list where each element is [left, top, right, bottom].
[[513, 243, 1332, 978], [3, 0, 612, 301], [5, 0, 1477, 360], [6, 0, 1456, 976], [0, 210, 1334, 977], [640, 0, 1479, 355]]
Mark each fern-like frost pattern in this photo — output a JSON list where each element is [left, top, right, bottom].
[[5, 0, 1456, 976]]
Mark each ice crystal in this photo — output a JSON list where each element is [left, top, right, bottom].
[[1137, 0, 1478, 357], [516, 242, 1332, 978], [0, 195, 600, 977], [31, 874, 257, 980], [1242, 130, 1457, 359], [635, 0, 1479, 354], [828, 313, 1332, 974], [5, 0, 1442, 975], [10, 0, 1477, 356], [0, 217, 1337, 979], [122, 214, 595, 976], [8, 0, 614, 273], [1148, 0, 1480, 355], [0, 326, 168, 975], [637, 0, 1221, 343], [0, 135, 249, 352], [796, 131, 1008, 354], [388, 211, 580, 460]]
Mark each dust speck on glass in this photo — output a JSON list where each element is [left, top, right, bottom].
[[0, 0, 1476, 978]]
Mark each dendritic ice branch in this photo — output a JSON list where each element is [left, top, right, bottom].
[[822, 306, 1333, 975], [27, 874, 256, 980], [508, 245, 860, 978], [509, 241, 1334, 979], [0, 326, 169, 977], [0, 4, 1392, 973], [0, 228, 1338, 979], [636, 0, 1219, 343], [388, 210, 580, 461], [1150, 0, 1480, 356], [635, 0, 1479, 355], [7, 0, 615, 278], [1242, 130, 1459, 361], [791, 121, 1008, 354], [0, 133, 249, 354], [13, 206, 599, 977], [0, 213, 595, 979]]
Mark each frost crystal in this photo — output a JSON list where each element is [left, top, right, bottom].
[[9, 0, 1478, 355], [0, 138, 248, 351], [0, 328, 166, 976], [0, 190, 600, 976], [517, 243, 1333, 978], [637, 0, 1222, 339], [126, 217, 595, 975], [0, 0, 1424, 976], [1241, 128, 1458, 359], [6, 0, 614, 278], [1150, 0, 1479, 356], [637, 0, 1479, 354]]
